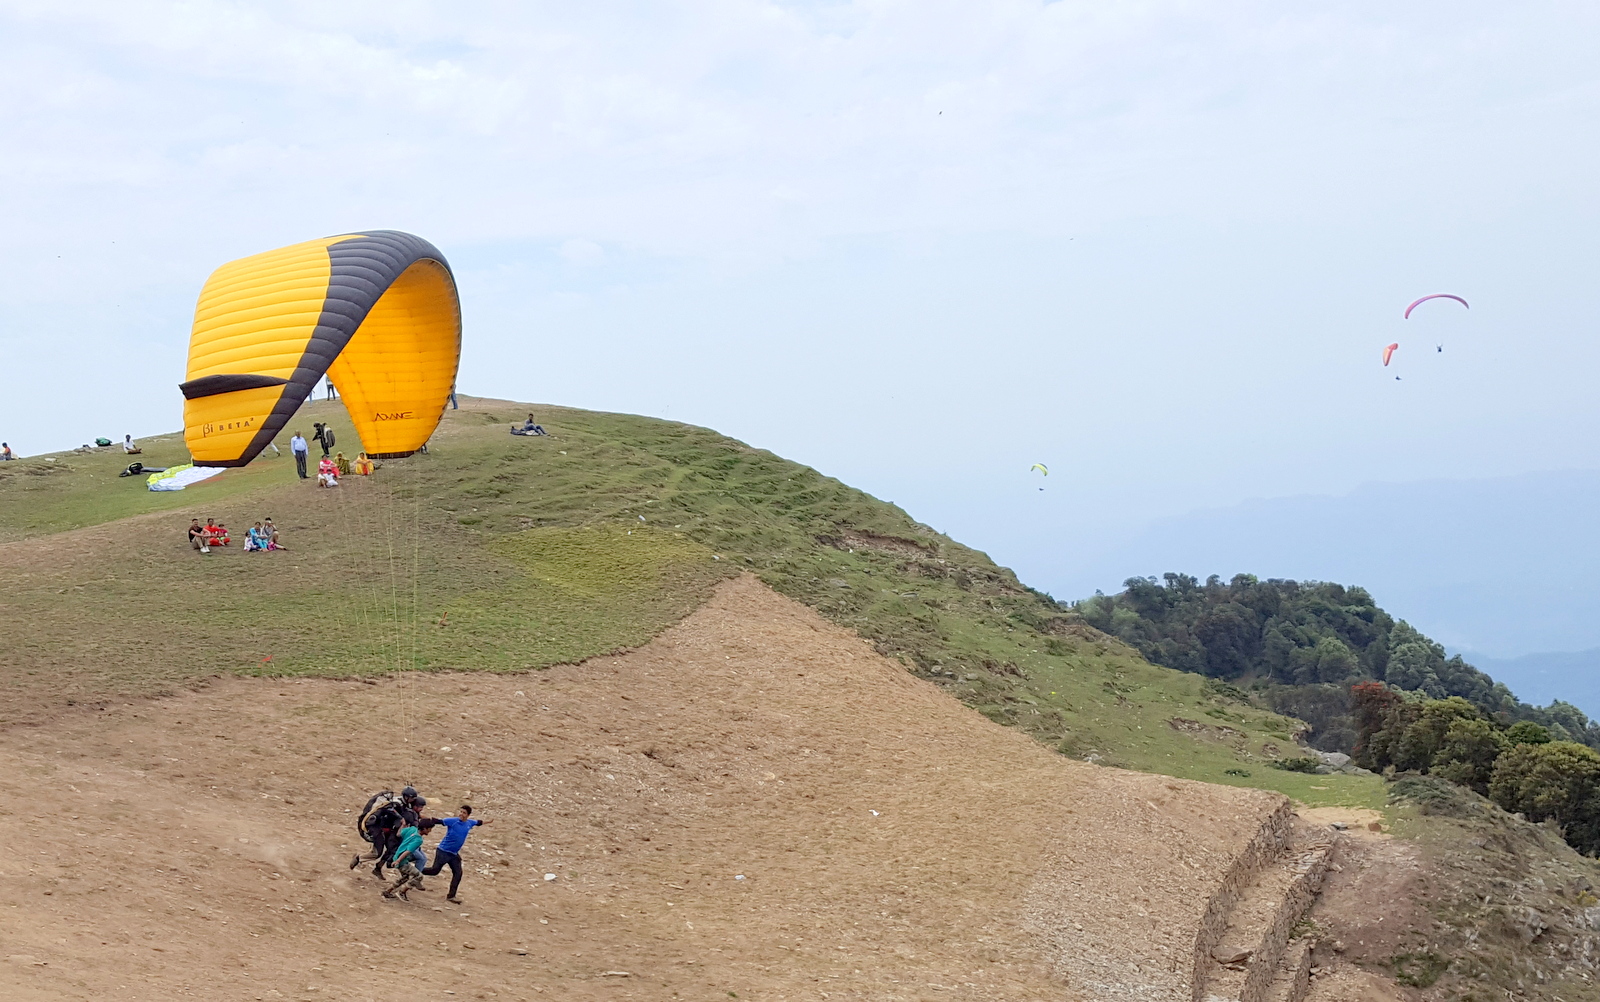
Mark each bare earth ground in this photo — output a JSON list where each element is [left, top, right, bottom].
[[1302, 819, 1415, 1002], [0, 576, 1284, 1001]]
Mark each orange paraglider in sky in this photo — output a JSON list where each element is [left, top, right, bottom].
[[1382, 343, 1399, 366]]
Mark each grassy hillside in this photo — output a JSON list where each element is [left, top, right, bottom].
[[0, 397, 1382, 808]]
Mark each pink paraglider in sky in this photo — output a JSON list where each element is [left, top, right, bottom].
[[1382, 343, 1399, 366], [1403, 294, 1469, 319]]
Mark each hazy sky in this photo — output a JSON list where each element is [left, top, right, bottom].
[[4, 2, 1599, 655]]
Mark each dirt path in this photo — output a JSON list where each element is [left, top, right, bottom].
[[0, 576, 1283, 1001]]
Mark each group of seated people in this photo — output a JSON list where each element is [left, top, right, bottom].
[[187, 517, 286, 553], [187, 518, 229, 552], [317, 451, 378, 487], [243, 519, 287, 552]]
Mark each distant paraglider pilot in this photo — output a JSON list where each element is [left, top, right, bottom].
[[0, 442, 12, 461]]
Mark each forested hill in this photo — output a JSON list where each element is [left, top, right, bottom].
[[1076, 573, 1600, 752]]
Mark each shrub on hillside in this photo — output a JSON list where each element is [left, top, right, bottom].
[[1270, 756, 1323, 774], [1391, 773, 1477, 818], [1506, 721, 1552, 746], [1395, 697, 1483, 773], [1489, 741, 1600, 855], [1432, 717, 1508, 795]]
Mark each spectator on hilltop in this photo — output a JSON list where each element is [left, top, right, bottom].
[[187, 518, 209, 553], [263, 517, 287, 551], [290, 431, 309, 479]]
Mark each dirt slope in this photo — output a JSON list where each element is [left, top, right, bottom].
[[0, 576, 1284, 1001]]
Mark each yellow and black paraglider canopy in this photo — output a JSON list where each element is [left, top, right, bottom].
[[180, 230, 461, 466]]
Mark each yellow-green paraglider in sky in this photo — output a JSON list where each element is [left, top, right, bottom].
[[179, 230, 461, 466], [1031, 463, 1048, 490]]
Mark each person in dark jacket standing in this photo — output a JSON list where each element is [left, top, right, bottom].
[[312, 422, 335, 457]]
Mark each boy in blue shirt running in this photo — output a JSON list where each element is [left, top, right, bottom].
[[422, 805, 491, 904]]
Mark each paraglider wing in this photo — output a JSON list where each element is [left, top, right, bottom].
[[1030, 463, 1048, 476], [180, 230, 461, 466], [1383, 343, 1399, 366], [1403, 294, 1469, 319]]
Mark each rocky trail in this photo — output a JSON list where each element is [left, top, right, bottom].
[[1198, 813, 1338, 1002]]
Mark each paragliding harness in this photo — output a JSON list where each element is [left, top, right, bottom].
[[357, 790, 401, 847]]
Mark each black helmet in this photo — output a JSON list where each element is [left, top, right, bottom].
[[413, 796, 427, 808], [401, 786, 418, 800]]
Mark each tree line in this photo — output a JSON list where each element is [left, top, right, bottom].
[[1076, 572, 1600, 854], [1075, 573, 1599, 751], [1353, 684, 1600, 854]]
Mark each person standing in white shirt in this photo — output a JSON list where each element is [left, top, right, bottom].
[[290, 431, 309, 479]]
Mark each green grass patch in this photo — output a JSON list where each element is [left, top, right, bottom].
[[0, 396, 1382, 809]]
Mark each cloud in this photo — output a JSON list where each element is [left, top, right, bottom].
[[559, 238, 606, 265]]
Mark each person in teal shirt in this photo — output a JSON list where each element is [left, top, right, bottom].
[[381, 825, 426, 900]]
